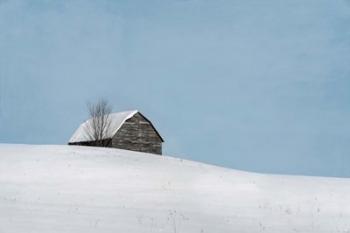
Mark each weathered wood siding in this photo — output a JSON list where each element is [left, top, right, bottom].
[[111, 113, 162, 155]]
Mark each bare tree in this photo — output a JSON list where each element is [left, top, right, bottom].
[[84, 99, 112, 147]]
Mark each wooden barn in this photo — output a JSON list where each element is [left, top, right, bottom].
[[68, 110, 164, 155]]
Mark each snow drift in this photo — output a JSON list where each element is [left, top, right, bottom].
[[0, 144, 349, 233]]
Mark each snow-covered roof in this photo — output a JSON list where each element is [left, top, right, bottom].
[[69, 110, 138, 143]]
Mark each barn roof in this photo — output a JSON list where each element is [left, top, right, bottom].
[[69, 110, 164, 143]]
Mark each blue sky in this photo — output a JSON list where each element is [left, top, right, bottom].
[[1, 0, 350, 177]]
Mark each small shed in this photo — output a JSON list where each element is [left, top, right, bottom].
[[68, 110, 164, 155]]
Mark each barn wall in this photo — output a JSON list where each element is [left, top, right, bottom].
[[112, 113, 162, 155], [68, 139, 112, 147]]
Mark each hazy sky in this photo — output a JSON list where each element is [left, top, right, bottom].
[[1, 0, 350, 177]]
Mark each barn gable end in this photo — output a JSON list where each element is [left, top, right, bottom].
[[112, 113, 163, 155]]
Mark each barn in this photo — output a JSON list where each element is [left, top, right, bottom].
[[68, 110, 164, 155]]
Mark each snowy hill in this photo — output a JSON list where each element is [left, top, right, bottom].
[[0, 144, 350, 233]]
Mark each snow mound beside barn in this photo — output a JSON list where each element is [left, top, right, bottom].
[[0, 144, 350, 233]]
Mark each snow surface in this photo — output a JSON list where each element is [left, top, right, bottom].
[[1, 144, 350, 233], [69, 110, 138, 143]]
